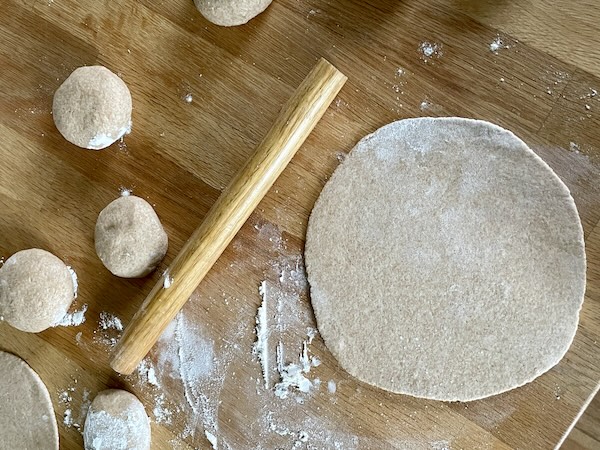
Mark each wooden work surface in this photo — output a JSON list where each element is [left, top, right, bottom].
[[1, 0, 599, 449]]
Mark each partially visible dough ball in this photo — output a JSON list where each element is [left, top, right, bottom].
[[194, 0, 272, 26], [53, 66, 132, 150], [83, 389, 151, 450], [0, 249, 75, 332], [95, 195, 168, 278], [0, 351, 59, 450]]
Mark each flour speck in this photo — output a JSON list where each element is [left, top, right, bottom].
[[420, 42, 442, 61]]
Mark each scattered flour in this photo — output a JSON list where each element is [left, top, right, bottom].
[[163, 270, 173, 289], [152, 393, 173, 424], [63, 408, 73, 427], [137, 359, 160, 388], [489, 36, 504, 52], [99, 311, 123, 331], [67, 266, 78, 298], [205, 430, 218, 449], [419, 42, 443, 61], [57, 304, 88, 327], [253, 281, 270, 389], [273, 334, 320, 400], [58, 380, 90, 432], [93, 311, 123, 348], [119, 186, 132, 197], [328, 380, 337, 394], [431, 440, 451, 450]]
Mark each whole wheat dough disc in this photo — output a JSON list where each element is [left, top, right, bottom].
[[305, 117, 586, 401], [0, 351, 59, 449]]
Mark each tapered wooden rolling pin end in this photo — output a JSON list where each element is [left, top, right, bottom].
[[110, 58, 347, 374]]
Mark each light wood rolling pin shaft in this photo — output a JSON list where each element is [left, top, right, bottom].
[[111, 58, 347, 374]]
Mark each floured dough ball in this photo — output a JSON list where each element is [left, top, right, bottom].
[[0, 351, 59, 450], [194, 0, 272, 26], [83, 389, 151, 450], [0, 249, 75, 332], [53, 66, 132, 150], [95, 195, 168, 278]]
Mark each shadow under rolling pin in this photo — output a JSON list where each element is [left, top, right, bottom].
[[110, 58, 347, 374]]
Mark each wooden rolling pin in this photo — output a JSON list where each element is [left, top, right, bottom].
[[111, 58, 347, 374]]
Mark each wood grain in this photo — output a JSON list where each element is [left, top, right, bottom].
[[0, 0, 598, 449], [562, 393, 600, 450]]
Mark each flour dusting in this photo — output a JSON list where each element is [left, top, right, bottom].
[[84, 404, 150, 449], [420, 42, 442, 61], [163, 270, 173, 289], [93, 311, 123, 348], [99, 311, 123, 331], [253, 280, 270, 388], [119, 186, 132, 197], [67, 266, 78, 298], [58, 380, 90, 432], [57, 304, 88, 327]]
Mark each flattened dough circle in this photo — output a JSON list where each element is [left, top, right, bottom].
[[305, 117, 586, 401], [0, 351, 59, 449]]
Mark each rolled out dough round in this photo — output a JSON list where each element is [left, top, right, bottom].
[[0, 248, 75, 332], [305, 117, 586, 401], [0, 351, 59, 450], [95, 195, 168, 278], [83, 389, 151, 450], [53, 66, 132, 150], [194, 0, 272, 26]]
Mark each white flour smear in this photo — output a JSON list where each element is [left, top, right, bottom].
[[140, 304, 243, 449], [57, 303, 88, 327], [253, 281, 270, 388]]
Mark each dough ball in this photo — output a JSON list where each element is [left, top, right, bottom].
[[0, 351, 59, 450], [305, 117, 586, 401], [0, 249, 75, 333], [53, 66, 132, 150], [194, 0, 272, 26], [83, 389, 151, 450], [95, 195, 168, 278]]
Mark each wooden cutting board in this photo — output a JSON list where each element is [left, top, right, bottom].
[[1, 0, 599, 449]]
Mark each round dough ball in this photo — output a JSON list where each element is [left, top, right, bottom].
[[194, 0, 272, 26], [53, 66, 132, 150], [305, 117, 586, 402], [84, 389, 151, 450], [0, 351, 59, 450], [0, 249, 75, 332], [95, 195, 168, 278]]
